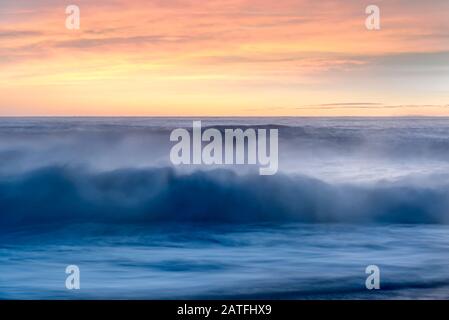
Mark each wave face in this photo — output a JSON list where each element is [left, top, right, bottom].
[[1, 166, 449, 230]]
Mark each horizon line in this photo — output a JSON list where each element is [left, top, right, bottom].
[[1, 115, 449, 118]]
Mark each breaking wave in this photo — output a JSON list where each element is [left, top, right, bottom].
[[1, 166, 449, 231]]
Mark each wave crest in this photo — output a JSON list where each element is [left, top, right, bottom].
[[1, 166, 449, 230]]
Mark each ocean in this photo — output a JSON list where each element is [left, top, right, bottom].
[[1, 117, 449, 299]]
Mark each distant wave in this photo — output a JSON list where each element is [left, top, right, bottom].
[[1, 166, 449, 231], [3, 118, 449, 179]]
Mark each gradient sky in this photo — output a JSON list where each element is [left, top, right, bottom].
[[0, 0, 448, 116]]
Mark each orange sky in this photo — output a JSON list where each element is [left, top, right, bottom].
[[0, 0, 448, 116]]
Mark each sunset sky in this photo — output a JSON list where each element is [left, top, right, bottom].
[[0, 0, 448, 116]]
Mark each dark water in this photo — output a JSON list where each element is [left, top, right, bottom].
[[1, 117, 449, 299], [1, 224, 449, 299]]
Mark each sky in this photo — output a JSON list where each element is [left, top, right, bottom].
[[0, 0, 448, 116]]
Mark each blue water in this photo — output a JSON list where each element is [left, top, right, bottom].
[[1, 224, 449, 299], [1, 117, 449, 299]]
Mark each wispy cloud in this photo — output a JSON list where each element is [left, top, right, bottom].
[[0, 0, 448, 115]]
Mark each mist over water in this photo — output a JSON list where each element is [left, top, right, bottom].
[[1, 117, 449, 299], [3, 117, 449, 181]]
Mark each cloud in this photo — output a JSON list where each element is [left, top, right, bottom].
[[53, 35, 202, 49], [0, 30, 43, 38], [309, 103, 383, 107], [1, 0, 448, 115], [297, 104, 449, 110]]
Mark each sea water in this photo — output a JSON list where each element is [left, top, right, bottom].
[[1, 117, 449, 299]]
